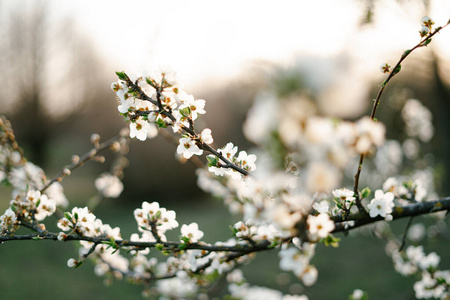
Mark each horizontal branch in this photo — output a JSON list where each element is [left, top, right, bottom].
[[0, 231, 272, 253], [332, 197, 450, 233], [2, 198, 448, 252]]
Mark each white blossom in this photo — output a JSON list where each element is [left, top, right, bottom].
[[129, 117, 157, 141], [95, 173, 123, 198], [177, 137, 203, 159], [0, 208, 17, 230], [313, 201, 329, 214], [307, 213, 335, 239], [200, 128, 213, 144], [367, 190, 395, 218], [332, 188, 355, 204], [180, 222, 204, 242]]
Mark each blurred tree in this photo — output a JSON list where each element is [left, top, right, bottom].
[[0, 1, 106, 166]]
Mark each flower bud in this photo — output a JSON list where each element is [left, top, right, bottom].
[[90, 133, 100, 144], [110, 142, 121, 152], [71, 155, 80, 164], [120, 127, 130, 137], [419, 25, 430, 37], [67, 258, 78, 268], [421, 16, 434, 28]]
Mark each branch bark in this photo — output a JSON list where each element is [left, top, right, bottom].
[[332, 197, 450, 233]]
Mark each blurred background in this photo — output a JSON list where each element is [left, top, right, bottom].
[[0, 0, 449, 299]]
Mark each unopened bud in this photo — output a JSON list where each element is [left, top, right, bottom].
[[63, 168, 71, 176], [421, 16, 434, 28], [57, 232, 67, 241], [71, 155, 80, 164], [90, 133, 100, 144], [419, 25, 430, 37], [67, 258, 78, 268], [110, 142, 121, 152], [120, 127, 130, 137], [95, 156, 106, 163]]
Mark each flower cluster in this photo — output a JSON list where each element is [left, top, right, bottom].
[[207, 142, 257, 179], [111, 74, 207, 141], [112, 73, 256, 177], [243, 91, 386, 193], [382, 176, 428, 202], [2, 189, 57, 230], [58, 207, 120, 239], [133, 201, 179, 242], [390, 245, 449, 299], [58, 207, 128, 275], [0, 207, 16, 232], [227, 269, 309, 300], [419, 16, 435, 37], [279, 243, 318, 286]]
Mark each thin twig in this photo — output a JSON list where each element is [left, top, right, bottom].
[[40, 134, 127, 193], [352, 23, 450, 211], [399, 216, 414, 251]]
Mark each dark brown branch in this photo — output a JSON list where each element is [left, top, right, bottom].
[[332, 197, 450, 233]]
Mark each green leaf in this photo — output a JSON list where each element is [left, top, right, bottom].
[[394, 64, 401, 74], [64, 212, 72, 220], [74, 261, 83, 269], [178, 242, 188, 250], [156, 243, 164, 251], [402, 49, 411, 58], [361, 187, 371, 199], [179, 107, 191, 118], [206, 155, 218, 167], [423, 38, 432, 46], [322, 235, 340, 248], [146, 77, 157, 88], [115, 71, 128, 81], [229, 225, 238, 235], [155, 119, 167, 128]]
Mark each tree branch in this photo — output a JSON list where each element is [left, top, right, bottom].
[[332, 197, 450, 233], [352, 22, 450, 209]]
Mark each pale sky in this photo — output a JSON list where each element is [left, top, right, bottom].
[[2, 0, 449, 116], [41, 0, 449, 89]]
